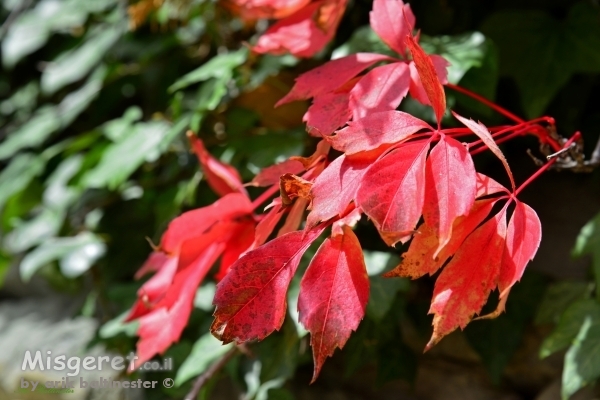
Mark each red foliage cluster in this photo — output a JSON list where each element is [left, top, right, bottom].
[[125, 0, 574, 381], [225, 0, 347, 57]]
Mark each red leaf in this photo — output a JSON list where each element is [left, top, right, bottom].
[[332, 208, 362, 237], [426, 210, 507, 350], [126, 255, 178, 321], [161, 193, 253, 253], [453, 112, 515, 191], [357, 140, 430, 246], [134, 251, 170, 279], [405, 36, 446, 126], [498, 201, 541, 297], [304, 90, 352, 136], [385, 198, 497, 279], [369, 0, 415, 55], [226, 0, 311, 20], [129, 213, 248, 323], [279, 198, 309, 235], [211, 227, 325, 343], [298, 226, 369, 382], [408, 55, 449, 106], [276, 53, 394, 106], [253, 0, 345, 58], [475, 173, 510, 198], [348, 62, 411, 119], [216, 221, 256, 281], [289, 139, 330, 169], [306, 154, 371, 229], [252, 199, 284, 249], [188, 133, 247, 197], [424, 135, 477, 253], [251, 159, 305, 187], [330, 110, 431, 155], [134, 242, 225, 367]]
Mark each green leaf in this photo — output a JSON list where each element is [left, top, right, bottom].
[[0, 153, 45, 209], [169, 48, 247, 92], [19, 232, 106, 281], [231, 128, 305, 173], [43, 155, 84, 209], [287, 277, 308, 338], [196, 76, 229, 111], [3, 154, 84, 253], [332, 26, 396, 59], [0, 180, 43, 232], [562, 308, 600, 399], [573, 212, 600, 300], [333, 28, 490, 86], [82, 118, 186, 190], [540, 299, 600, 359], [0, 81, 39, 118], [174, 333, 233, 386], [193, 282, 216, 312], [481, 2, 600, 117], [0, 107, 61, 160], [99, 311, 139, 338], [41, 25, 122, 94], [3, 208, 65, 253], [363, 251, 409, 322], [101, 106, 143, 142], [2, 10, 51, 68], [0, 66, 105, 160], [249, 54, 298, 89], [420, 32, 489, 84], [1, 0, 118, 68], [0, 251, 10, 288], [243, 359, 288, 400], [57, 65, 106, 126], [454, 40, 499, 117], [536, 281, 591, 325], [256, 319, 299, 382]]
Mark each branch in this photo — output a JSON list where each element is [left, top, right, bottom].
[[183, 346, 238, 400]]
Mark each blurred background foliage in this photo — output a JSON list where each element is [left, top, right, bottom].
[[0, 0, 599, 399]]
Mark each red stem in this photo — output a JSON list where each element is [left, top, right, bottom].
[[447, 83, 525, 124]]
